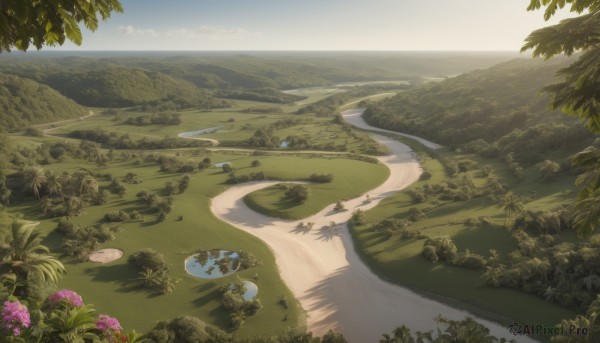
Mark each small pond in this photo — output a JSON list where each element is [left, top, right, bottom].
[[185, 250, 240, 279], [179, 126, 221, 138], [213, 162, 231, 168], [233, 281, 258, 301], [279, 140, 289, 149]]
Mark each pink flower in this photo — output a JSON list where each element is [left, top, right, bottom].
[[1, 301, 30, 336], [96, 314, 123, 342], [48, 289, 84, 308], [96, 314, 122, 332]]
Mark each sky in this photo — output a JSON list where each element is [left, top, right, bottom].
[[53, 0, 575, 51]]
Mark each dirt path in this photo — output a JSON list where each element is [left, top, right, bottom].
[[209, 109, 534, 342], [40, 110, 96, 137]]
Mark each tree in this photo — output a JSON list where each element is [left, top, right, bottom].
[[22, 166, 47, 199], [501, 192, 524, 228], [539, 159, 561, 181], [522, 1, 600, 237], [350, 209, 366, 226], [178, 175, 191, 194], [1, 221, 65, 284], [45, 171, 64, 198], [44, 305, 98, 342], [571, 146, 600, 237], [0, 0, 124, 52]]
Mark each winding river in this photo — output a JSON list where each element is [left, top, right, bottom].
[[207, 109, 535, 342]]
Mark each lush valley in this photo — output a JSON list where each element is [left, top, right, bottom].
[[0, 49, 597, 343]]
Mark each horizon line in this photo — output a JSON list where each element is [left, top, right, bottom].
[[7, 49, 524, 53]]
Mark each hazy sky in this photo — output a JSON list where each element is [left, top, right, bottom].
[[54, 0, 574, 51]]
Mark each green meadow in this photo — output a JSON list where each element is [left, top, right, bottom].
[[349, 143, 578, 327], [243, 158, 388, 220]]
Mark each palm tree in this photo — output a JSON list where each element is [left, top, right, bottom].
[[392, 326, 415, 343], [501, 192, 524, 228], [437, 316, 497, 343], [571, 146, 600, 237], [379, 334, 396, 343], [22, 166, 46, 199], [2, 222, 65, 284], [158, 276, 180, 294], [487, 249, 501, 268], [44, 305, 98, 343], [136, 268, 162, 289], [45, 171, 63, 198], [230, 308, 247, 330], [40, 197, 55, 216]]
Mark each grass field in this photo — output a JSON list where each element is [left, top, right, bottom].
[[5, 147, 388, 335], [46, 101, 385, 154], [349, 146, 578, 328], [243, 158, 389, 220]]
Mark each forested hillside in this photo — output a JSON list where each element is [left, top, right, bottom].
[[41, 67, 222, 108], [0, 74, 86, 132], [363, 58, 596, 163], [0, 51, 516, 90]]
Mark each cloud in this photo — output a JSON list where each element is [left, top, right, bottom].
[[166, 25, 261, 39], [118, 25, 158, 37], [117, 25, 261, 41]]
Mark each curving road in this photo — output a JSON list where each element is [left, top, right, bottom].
[[209, 109, 535, 342]]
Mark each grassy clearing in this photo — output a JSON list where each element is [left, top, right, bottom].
[[45, 102, 382, 154], [350, 147, 578, 328], [5, 149, 387, 335], [7, 153, 312, 336], [243, 158, 388, 220]]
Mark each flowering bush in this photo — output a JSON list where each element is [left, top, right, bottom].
[[1, 301, 30, 336], [48, 289, 84, 308], [97, 314, 123, 342]]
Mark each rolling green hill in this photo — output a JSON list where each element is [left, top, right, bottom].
[[0, 74, 86, 132], [362, 57, 596, 163], [41, 67, 221, 108]]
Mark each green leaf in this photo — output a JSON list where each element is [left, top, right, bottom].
[[59, 8, 82, 45]]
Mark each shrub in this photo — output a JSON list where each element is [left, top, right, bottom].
[[238, 251, 261, 270], [453, 250, 487, 270], [421, 245, 439, 263], [350, 209, 366, 226], [128, 248, 168, 272], [420, 170, 432, 180], [334, 201, 345, 211], [308, 173, 334, 183], [251, 160, 261, 167], [104, 210, 131, 222], [422, 237, 457, 262], [407, 207, 426, 221], [284, 184, 309, 204], [56, 218, 78, 237]]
